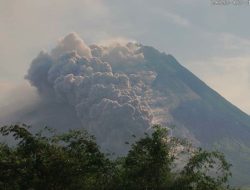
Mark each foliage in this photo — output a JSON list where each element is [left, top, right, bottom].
[[0, 124, 113, 190], [0, 124, 234, 190]]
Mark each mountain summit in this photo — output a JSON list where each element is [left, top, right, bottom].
[[2, 33, 250, 185]]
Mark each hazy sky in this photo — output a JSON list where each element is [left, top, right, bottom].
[[1, 0, 250, 114]]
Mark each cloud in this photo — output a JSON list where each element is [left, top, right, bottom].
[[1, 0, 250, 116], [91, 42, 145, 71], [51, 32, 92, 59], [97, 37, 137, 47], [0, 0, 109, 82], [25, 33, 154, 154], [0, 81, 14, 94], [0, 81, 39, 121], [146, 5, 191, 28], [219, 33, 250, 51], [162, 11, 191, 27]]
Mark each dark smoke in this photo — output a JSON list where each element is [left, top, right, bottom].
[[25, 33, 154, 154]]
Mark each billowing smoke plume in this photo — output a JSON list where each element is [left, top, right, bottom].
[[3, 33, 250, 185], [26, 33, 155, 154]]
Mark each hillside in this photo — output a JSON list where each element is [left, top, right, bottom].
[[1, 33, 250, 186]]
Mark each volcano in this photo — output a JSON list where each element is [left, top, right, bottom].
[[2, 33, 250, 186]]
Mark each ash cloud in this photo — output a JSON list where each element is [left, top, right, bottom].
[[51, 32, 92, 59], [25, 33, 154, 154]]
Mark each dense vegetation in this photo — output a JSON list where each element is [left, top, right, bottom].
[[0, 124, 234, 190]]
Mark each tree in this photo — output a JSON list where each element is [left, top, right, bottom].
[[0, 124, 234, 190], [0, 124, 113, 190], [117, 125, 234, 190], [172, 148, 232, 190], [119, 125, 176, 189]]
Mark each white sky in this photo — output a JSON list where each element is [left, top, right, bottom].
[[1, 0, 250, 114]]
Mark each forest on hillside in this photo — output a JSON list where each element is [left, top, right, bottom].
[[0, 124, 234, 190]]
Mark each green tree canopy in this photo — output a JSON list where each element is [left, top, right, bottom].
[[0, 124, 234, 190]]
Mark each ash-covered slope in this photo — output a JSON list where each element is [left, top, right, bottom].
[[140, 46, 250, 186], [142, 46, 250, 145], [2, 33, 250, 185]]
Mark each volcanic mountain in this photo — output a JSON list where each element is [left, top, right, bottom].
[[1, 33, 250, 186]]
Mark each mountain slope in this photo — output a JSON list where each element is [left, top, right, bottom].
[[1, 34, 250, 186], [140, 46, 250, 186], [143, 47, 250, 142]]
